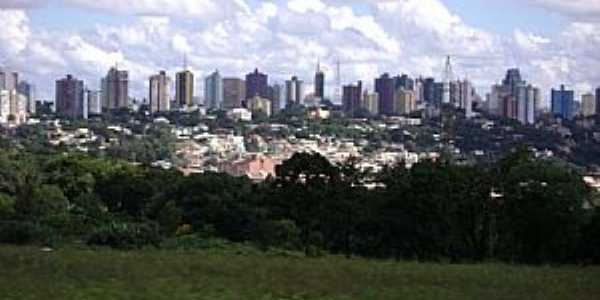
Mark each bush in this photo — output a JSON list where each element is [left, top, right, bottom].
[[87, 221, 162, 249], [0, 221, 56, 245], [256, 219, 302, 250]]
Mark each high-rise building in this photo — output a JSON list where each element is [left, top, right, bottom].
[[315, 61, 325, 99], [270, 83, 283, 114], [205, 70, 223, 109], [551, 84, 575, 120], [101, 67, 128, 110], [285, 76, 303, 106], [395, 74, 414, 91], [246, 95, 272, 117], [422, 78, 436, 105], [362, 90, 379, 116], [0, 70, 18, 90], [149, 71, 171, 113], [0, 90, 11, 124], [223, 78, 246, 109], [489, 69, 539, 124], [375, 73, 394, 116], [516, 84, 537, 125], [176, 70, 194, 108], [246, 69, 268, 100], [459, 80, 474, 118], [393, 89, 416, 115], [56, 74, 85, 119], [86, 90, 102, 116], [503, 68, 524, 91], [342, 81, 362, 116], [17, 81, 35, 115], [581, 93, 595, 117], [596, 87, 600, 115]]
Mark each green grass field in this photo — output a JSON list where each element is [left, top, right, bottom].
[[1, 245, 599, 300]]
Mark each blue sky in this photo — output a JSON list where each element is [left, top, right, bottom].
[[1, 0, 599, 101]]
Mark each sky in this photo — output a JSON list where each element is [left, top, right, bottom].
[[1, 0, 599, 104]]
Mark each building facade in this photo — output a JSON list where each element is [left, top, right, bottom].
[[149, 71, 172, 113], [551, 84, 575, 120], [342, 81, 362, 117], [245, 69, 268, 100], [315, 62, 325, 99], [223, 78, 246, 109], [362, 90, 379, 116], [205, 70, 223, 109], [176, 70, 194, 108], [285, 76, 303, 107], [375, 73, 395, 116], [86, 90, 102, 116], [0, 71, 18, 90], [246, 95, 272, 117], [17, 81, 35, 115], [56, 74, 85, 119], [101, 67, 128, 110], [393, 89, 416, 115], [582, 93, 595, 117]]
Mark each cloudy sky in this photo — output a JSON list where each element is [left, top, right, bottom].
[[1, 0, 599, 105]]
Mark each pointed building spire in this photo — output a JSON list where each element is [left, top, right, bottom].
[[316, 58, 321, 73]]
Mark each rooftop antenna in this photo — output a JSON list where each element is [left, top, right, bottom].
[[183, 53, 188, 71], [316, 57, 321, 73]]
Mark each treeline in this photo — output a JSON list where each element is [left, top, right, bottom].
[[0, 147, 599, 264]]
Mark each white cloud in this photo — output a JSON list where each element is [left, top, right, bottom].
[[2, 0, 599, 103], [65, 0, 247, 20], [0, 10, 30, 58], [514, 30, 551, 52], [0, 0, 47, 9], [528, 0, 600, 20]]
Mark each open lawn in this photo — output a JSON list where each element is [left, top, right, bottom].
[[0, 245, 599, 300]]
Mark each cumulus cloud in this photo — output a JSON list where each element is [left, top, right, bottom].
[[0, 0, 47, 9], [1, 0, 599, 103], [65, 0, 249, 20], [528, 0, 600, 20]]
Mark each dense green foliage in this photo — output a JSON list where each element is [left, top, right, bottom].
[[0, 144, 597, 264]]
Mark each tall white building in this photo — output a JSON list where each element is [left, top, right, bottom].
[[86, 89, 102, 116], [582, 93, 596, 117], [149, 71, 171, 113], [205, 70, 223, 109], [516, 84, 538, 125], [17, 81, 35, 115], [0, 89, 28, 125]]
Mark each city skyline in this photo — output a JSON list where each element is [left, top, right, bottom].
[[0, 0, 599, 102]]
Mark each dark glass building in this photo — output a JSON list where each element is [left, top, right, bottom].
[[315, 63, 325, 99], [423, 77, 436, 104], [245, 69, 268, 100], [551, 84, 575, 120], [375, 73, 394, 115], [342, 81, 362, 117], [596, 87, 600, 115]]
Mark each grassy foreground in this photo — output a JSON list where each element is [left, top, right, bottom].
[[0, 245, 599, 300]]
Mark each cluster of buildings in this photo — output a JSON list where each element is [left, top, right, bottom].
[[486, 68, 600, 124], [56, 66, 197, 119], [5, 58, 600, 127], [487, 69, 540, 125], [0, 69, 35, 126]]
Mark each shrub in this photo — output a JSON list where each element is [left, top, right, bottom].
[[87, 221, 161, 249]]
